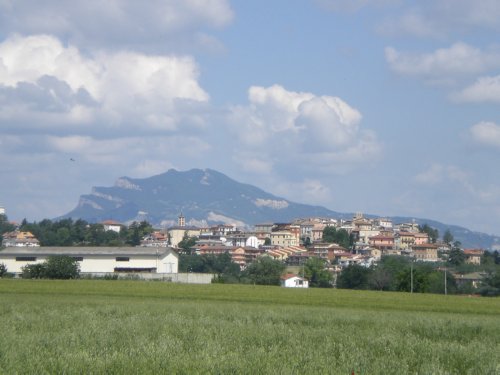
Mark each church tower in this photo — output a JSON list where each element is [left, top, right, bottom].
[[178, 213, 185, 227]]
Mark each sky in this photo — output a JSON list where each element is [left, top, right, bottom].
[[1, 0, 500, 236]]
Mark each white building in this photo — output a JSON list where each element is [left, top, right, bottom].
[[101, 220, 122, 233], [280, 274, 309, 288], [2, 231, 40, 247], [0, 246, 178, 275]]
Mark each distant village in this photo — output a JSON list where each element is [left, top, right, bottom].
[[2, 202, 496, 291]]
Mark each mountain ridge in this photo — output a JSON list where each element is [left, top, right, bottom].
[[61, 168, 500, 249]]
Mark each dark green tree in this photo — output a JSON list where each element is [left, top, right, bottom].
[[427, 270, 457, 294], [337, 264, 372, 289], [395, 267, 429, 293], [304, 257, 333, 288], [243, 257, 285, 285], [0, 214, 16, 237], [322, 226, 352, 249], [44, 255, 80, 279], [480, 271, 500, 296], [177, 232, 198, 254], [0, 263, 7, 277], [375, 255, 411, 291], [443, 229, 454, 245], [419, 224, 439, 243], [22, 263, 47, 279], [369, 267, 392, 291], [448, 242, 465, 266]]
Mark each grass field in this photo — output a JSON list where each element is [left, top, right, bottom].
[[0, 280, 499, 374]]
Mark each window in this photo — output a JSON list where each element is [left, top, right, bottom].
[[16, 256, 36, 261], [116, 257, 130, 262]]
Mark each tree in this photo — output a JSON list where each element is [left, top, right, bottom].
[[0, 263, 7, 277], [419, 224, 439, 243], [243, 257, 285, 285], [177, 232, 198, 254], [264, 237, 271, 246], [22, 263, 47, 279], [304, 257, 333, 288], [369, 267, 392, 291], [448, 242, 465, 266], [427, 270, 457, 294], [0, 214, 16, 237], [322, 226, 352, 249], [337, 264, 372, 289], [443, 229, 454, 245], [395, 267, 430, 293], [375, 255, 411, 291], [44, 255, 80, 279], [480, 271, 500, 297]]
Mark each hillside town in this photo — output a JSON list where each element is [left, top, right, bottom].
[[1, 207, 498, 294]]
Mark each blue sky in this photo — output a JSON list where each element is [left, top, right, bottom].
[[1, 0, 500, 236]]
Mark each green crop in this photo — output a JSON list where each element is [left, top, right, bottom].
[[0, 280, 498, 374]]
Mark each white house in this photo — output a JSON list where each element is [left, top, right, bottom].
[[0, 246, 178, 275], [280, 274, 309, 288], [2, 231, 40, 247], [101, 220, 122, 233]]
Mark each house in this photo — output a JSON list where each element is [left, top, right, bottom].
[[1, 231, 40, 247], [414, 232, 429, 245], [141, 231, 169, 247], [463, 249, 484, 265], [454, 272, 485, 289], [309, 223, 326, 242], [270, 231, 298, 247], [0, 246, 179, 275], [369, 234, 395, 250], [101, 220, 122, 233], [396, 231, 416, 250], [168, 226, 201, 247], [280, 274, 309, 288], [309, 243, 348, 261], [412, 244, 439, 262]]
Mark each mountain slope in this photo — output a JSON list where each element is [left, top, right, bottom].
[[61, 168, 500, 249], [62, 168, 349, 226]]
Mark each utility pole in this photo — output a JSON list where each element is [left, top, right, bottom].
[[410, 260, 413, 294], [444, 266, 447, 296]]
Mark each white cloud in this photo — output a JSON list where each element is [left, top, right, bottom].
[[0, 34, 209, 134], [227, 84, 381, 176], [385, 43, 500, 81], [453, 75, 500, 103], [469, 121, 500, 148], [0, 0, 234, 52]]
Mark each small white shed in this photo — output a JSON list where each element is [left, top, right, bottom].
[[280, 274, 309, 288]]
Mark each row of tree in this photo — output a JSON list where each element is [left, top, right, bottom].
[[178, 252, 500, 295], [1, 217, 154, 247], [179, 254, 334, 287], [337, 255, 500, 296]]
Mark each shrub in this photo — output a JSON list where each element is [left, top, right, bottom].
[[44, 255, 80, 279], [22, 263, 47, 279], [21, 256, 80, 279], [0, 263, 7, 277]]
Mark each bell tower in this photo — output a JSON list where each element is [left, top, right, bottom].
[[178, 212, 185, 227]]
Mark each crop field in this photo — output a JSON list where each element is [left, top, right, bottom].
[[0, 280, 499, 374]]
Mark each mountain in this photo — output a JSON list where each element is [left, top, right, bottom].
[[61, 168, 500, 249], [62, 168, 350, 226]]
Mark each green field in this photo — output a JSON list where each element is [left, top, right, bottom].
[[0, 280, 499, 374]]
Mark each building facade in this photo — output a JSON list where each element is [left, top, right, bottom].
[[0, 246, 178, 275]]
